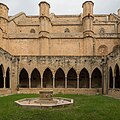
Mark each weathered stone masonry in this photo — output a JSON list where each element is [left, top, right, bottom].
[[0, 1, 120, 97]]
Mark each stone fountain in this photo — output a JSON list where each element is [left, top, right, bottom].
[[15, 90, 73, 109]]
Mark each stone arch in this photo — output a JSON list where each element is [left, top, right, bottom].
[[31, 68, 41, 88], [67, 68, 77, 88], [109, 67, 113, 88], [114, 64, 120, 88], [54, 66, 66, 75], [19, 68, 29, 88], [43, 68, 53, 88], [79, 68, 89, 88], [0, 64, 4, 88], [92, 66, 102, 73], [98, 45, 108, 55], [5, 67, 10, 88], [42, 67, 54, 77], [55, 68, 65, 88], [66, 67, 77, 75], [91, 68, 102, 88]]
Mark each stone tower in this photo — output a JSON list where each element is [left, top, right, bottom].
[[117, 9, 120, 33], [82, 1, 94, 55], [39, 1, 52, 55], [0, 3, 9, 48], [118, 9, 120, 16]]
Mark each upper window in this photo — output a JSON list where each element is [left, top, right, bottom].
[[98, 45, 108, 55], [99, 28, 105, 35], [30, 29, 35, 33], [64, 28, 70, 33]]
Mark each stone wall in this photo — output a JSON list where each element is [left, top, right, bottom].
[[18, 88, 102, 95], [108, 89, 120, 98], [4, 1, 119, 56]]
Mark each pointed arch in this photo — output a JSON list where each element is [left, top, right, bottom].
[[55, 68, 65, 88], [0, 64, 5, 76], [43, 68, 53, 88], [19, 68, 29, 88], [109, 67, 113, 88], [114, 64, 120, 88], [79, 68, 89, 88], [67, 68, 77, 88], [31, 68, 41, 88], [0, 64, 4, 88], [5, 67, 10, 88], [91, 68, 102, 88]]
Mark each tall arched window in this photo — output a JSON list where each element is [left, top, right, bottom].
[[55, 68, 65, 88], [31, 68, 41, 88], [91, 68, 102, 88], [109, 67, 113, 88], [67, 68, 77, 88], [115, 64, 120, 88], [43, 68, 53, 88], [0, 64, 4, 88], [79, 68, 89, 88], [5, 67, 10, 88], [19, 68, 29, 88]]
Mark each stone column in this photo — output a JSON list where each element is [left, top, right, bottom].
[[89, 77, 91, 88], [65, 76, 67, 88], [107, 72, 110, 89], [41, 77, 43, 88], [29, 76, 31, 88], [113, 76, 115, 89], [4, 76, 6, 88], [102, 63, 108, 95], [77, 77, 79, 88], [53, 77, 55, 88], [9, 73, 11, 89], [17, 58, 20, 88]]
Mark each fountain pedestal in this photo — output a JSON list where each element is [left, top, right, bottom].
[[37, 90, 57, 104], [39, 90, 53, 100]]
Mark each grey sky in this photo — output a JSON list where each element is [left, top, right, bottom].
[[0, 0, 120, 15]]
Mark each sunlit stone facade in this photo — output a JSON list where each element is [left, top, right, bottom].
[[0, 1, 120, 97]]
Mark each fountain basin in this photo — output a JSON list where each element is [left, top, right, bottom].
[[15, 90, 73, 109], [15, 97, 73, 109]]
